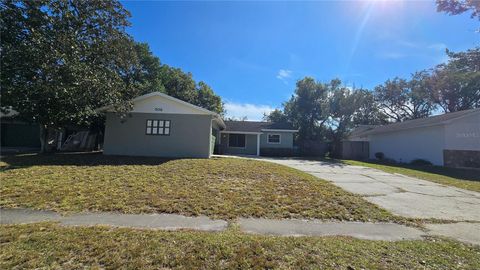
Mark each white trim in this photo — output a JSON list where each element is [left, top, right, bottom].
[[96, 92, 221, 118], [267, 133, 281, 144], [221, 131, 262, 135], [256, 134, 260, 156], [133, 92, 216, 115], [227, 133, 247, 149], [261, 129, 298, 132]]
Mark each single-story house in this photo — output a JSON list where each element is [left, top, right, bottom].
[[349, 108, 480, 167], [100, 92, 225, 158], [99, 92, 297, 158], [217, 121, 298, 156]]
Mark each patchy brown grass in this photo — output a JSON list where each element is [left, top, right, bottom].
[[1, 223, 479, 270], [0, 153, 396, 221]]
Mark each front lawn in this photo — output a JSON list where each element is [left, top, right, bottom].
[[343, 160, 480, 193], [0, 153, 395, 221], [1, 223, 479, 269]]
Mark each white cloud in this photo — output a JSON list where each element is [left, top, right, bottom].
[[276, 69, 292, 84], [427, 43, 447, 51], [224, 102, 274, 121], [377, 52, 407, 59]]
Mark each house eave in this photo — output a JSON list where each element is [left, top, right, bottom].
[[261, 129, 299, 132]]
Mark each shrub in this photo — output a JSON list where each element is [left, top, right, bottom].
[[375, 152, 385, 160], [410, 159, 432, 166]]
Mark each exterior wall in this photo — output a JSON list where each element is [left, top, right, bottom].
[[342, 141, 369, 160], [259, 131, 295, 156], [444, 113, 480, 151], [369, 125, 445, 165], [444, 150, 480, 168], [220, 133, 258, 155], [219, 131, 296, 156], [103, 112, 213, 158], [260, 132, 294, 148]]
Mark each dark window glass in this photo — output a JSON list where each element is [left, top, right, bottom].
[[268, 134, 280, 143], [228, 134, 246, 147]]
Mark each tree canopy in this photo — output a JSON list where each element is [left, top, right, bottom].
[[265, 48, 479, 148], [1, 0, 224, 151], [436, 0, 480, 20]]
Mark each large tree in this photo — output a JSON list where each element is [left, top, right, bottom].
[[1, 0, 139, 152], [374, 75, 435, 122], [282, 77, 331, 141], [132, 42, 224, 114], [428, 48, 480, 112], [196, 81, 224, 115]]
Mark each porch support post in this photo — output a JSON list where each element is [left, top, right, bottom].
[[256, 133, 260, 156]]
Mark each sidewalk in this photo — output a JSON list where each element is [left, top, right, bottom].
[[2, 208, 479, 245]]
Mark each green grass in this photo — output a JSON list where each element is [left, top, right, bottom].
[[1, 223, 479, 269], [0, 153, 396, 221], [342, 160, 480, 193]]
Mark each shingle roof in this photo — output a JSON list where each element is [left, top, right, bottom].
[[224, 121, 297, 133], [348, 125, 378, 139], [362, 108, 480, 136]]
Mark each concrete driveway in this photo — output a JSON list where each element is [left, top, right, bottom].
[[261, 158, 480, 222]]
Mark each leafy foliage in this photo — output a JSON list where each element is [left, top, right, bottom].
[[265, 78, 386, 144], [428, 48, 480, 112], [0, 0, 224, 152], [374, 73, 436, 122], [133, 42, 224, 114], [436, 0, 480, 20], [1, 0, 137, 129]]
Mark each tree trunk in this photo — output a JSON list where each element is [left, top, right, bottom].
[[39, 124, 48, 153]]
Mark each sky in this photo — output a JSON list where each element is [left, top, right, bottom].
[[122, 0, 479, 120]]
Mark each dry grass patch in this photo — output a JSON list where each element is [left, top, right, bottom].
[[1, 223, 479, 269], [1, 153, 396, 221]]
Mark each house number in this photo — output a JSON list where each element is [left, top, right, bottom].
[[154, 107, 163, 111]]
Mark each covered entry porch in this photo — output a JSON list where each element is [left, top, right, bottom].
[[219, 131, 261, 156]]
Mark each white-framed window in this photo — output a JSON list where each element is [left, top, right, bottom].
[[267, 134, 281, 144], [146, 119, 171, 136], [228, 134, 246, 148]]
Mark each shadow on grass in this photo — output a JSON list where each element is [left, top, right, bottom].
[[0, 152, 173, 169], [342, 159, 480, 183]]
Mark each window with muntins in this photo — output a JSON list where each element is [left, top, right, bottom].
[[267, 134, 280, 144], [228, 134, 246, 148], [146, 120, 170, 135]]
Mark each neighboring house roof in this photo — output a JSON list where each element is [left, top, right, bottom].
[[223, 121, 298, 133], [348, 125, 378, 139], [361, 108, 480, 136], [97, 91, 225, 129]]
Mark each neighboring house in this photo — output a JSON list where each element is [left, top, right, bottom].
[[218, 121, 298, 156], [349, 108, 480, 167], [99, 92, 225, 158]]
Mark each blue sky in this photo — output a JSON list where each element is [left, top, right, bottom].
[[122, 0, 479, 120]]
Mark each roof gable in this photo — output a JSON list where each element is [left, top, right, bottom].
[[99, 92, 217, 116]]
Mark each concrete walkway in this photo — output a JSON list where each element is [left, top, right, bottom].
[[2, 208, 480, 245], [0, 208, 228, 231], [238, 218, 424, 241], [260, 158, 480, 222]]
